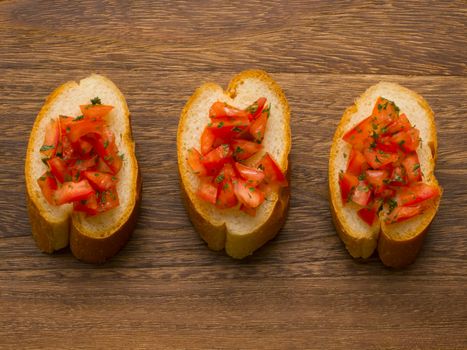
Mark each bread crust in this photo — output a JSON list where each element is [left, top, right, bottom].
[[329, 82, 441, 267], [177, 70, 291, 258], [25, 74, 141, 263]]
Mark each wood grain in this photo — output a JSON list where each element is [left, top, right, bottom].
[[0, 1, 466, 349]]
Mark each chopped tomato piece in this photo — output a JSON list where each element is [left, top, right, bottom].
[[187, 148, 207, 176], [257, 153, 288, 187], [377, 135, 399, 153], [201, 144, 232, 176], [78, 137, 94, 156], [395, 183, 440, 207], [352, 180, 372, 206], [97, 187, 120, 212], [73, 155, 98, 172], [385, 204, 424, 224], [233, 178, 265, 209], [235, 162, 265, 186], [240, 204, 257, 216], [200, 127, 216, 155], [339, 172, 359, 204], [73, 192, 99, 215], [48, 157, 70, 183], [371, 97, 399, 131], [358, 207, 377, 226], [402, 152, 422, 183], [389, 166, 407, 186], [40, 120, 59, 158], [207, 116, 250, 140], [231, 139, 262, 161], [92, 131, 122, 174], [365, 169, 389, 193], [249, 110, 268, 143], [209, 101, 251, 119], [79, 104, 113, 119], [96, 156, 112, 173], [83, 171, 117, 191], [216, 180, 238, 209], [216, 162, 237, 182], [363, 146, 399, 169], [342, 116, 373, 150], [68, 118, 105, 143], [37, 172, 57, 205], [391, 128, 420, 152], [386, 113, 412, 135], [55, 180, 95, 205], [247, 97, 267, 121], [347, 149, 367, 176], [196, 177, 218, 204]]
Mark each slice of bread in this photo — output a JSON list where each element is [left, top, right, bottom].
[[25, 74, 141, 263], [177, 70, 291, 259], [329, 82, 441, 267]]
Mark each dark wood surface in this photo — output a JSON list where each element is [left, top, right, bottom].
[[1, 1, 466, 349]]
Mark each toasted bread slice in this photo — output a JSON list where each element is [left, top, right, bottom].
[[177, 70, 291, 259], [25, 74, 141, 263], [329, 82, 441, 267]]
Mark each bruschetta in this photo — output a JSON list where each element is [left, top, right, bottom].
[[177, 70, 291, 259], [25, 74, 141, 263], [329, 82, 441, 268]]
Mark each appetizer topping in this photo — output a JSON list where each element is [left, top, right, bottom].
[[38, 97, 121, 215], [339, 97, 440, 225], [187, 98, 287, 216]]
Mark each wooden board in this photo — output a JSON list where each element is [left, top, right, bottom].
[[0, 1, 466, 348]]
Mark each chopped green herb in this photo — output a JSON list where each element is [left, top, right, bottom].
[[372, 131, 379, 140], [41, 158, 49, 165], [73, 115, 84, 121], [377, 104, 382, 111], [94, 173, 100, 177], [358, 173, 366, 181], [119, 153, 124, 160], [40, 145, 54, 152], [207, 122, 213, 127], [381, 126, 388, 134], [232, 126, 243, 133], [246, 102, 258, 114], [103, 140, 109, 149], [375, 156, 381, 163], [66, 126, 71, 133], [39, 176, 46, 181], [388, 199, 397, 213], [234, 146, 244, 155], [100, 191, 106, 204], [217, 121, 224, 128], [223, 183, 229, 190], [111, 176, 117, 181], [91, 96, 101, 105], [215, 174, 225, 184], [398, 140, 405, 146], [413, 164, 420, 172], [370, 142, 377, 148], [249, 187, 255, 192]]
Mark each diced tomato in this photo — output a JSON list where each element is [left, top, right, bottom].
[[358, 207, 377, 226], [96, 187, 120, 213], [196, 177, 218, 204], [216, 179, 238, 209], [240, 204, 257, 216], [339, 172, 359, 203], [402, 152, 422, 183], [377, 135, 399, 153], [40, 119, 60, 158], [347, 149, 367, 176], [96, 156, 112, 173], [391, 128, 420, 153], [257, 153, 288, 187], [389, 166, 407, 186], [187, 148, 207, 176], [235, 162, 265, 186], [55, 180, 95, 205], [249, 110, 268, 143], [73, 155, 98, 172], [233, 178, 265, 209], [247, 97, 267, 121], [201, 144, 232, 176], [385, 204, 424, 224], [48, 157, 70, 183], [363, 146, 399, 169], [73, 192, 99, 215], [207, 116, 250, 140], [209, 101, 251, 119], [231, 139, 262, 161], [37, 172, 57, 205], [371, 97, 399, 130], [92, 131, 122, 174], [365, 169, 389, 193], [386, 113, 412, 135], [83, 171, 117, 191], [79, 104, 113, 120], [200, 127, 216, 155], [78, 137, 94, 156], [351, 180, 372, 206], [68, 118, 105, 143], [342, 116, 373, 150], [395, 183, 440, 207], [216, 162, 237, 182], [378, 187, 396, 199]]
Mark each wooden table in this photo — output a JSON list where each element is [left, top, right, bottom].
[[1, 1, 466, 349]]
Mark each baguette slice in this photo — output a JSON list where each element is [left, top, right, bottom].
[[177, 70, 291, 259], [25, 74, 141, 263], [329, 82, 441, 267]]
